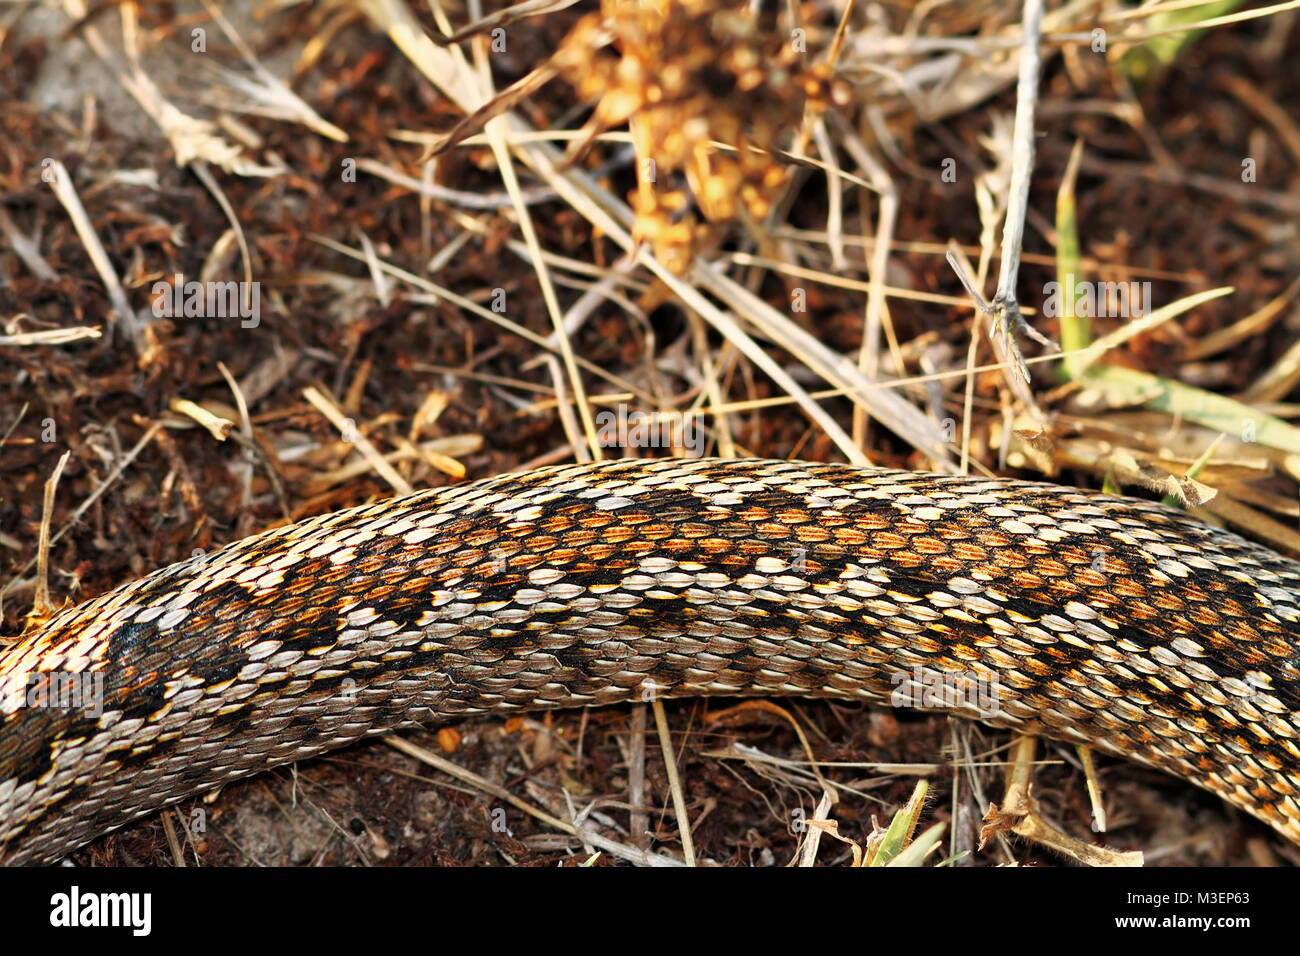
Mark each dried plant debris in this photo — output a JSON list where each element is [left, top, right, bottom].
[[555, 0, 847, 273], [3, 0, 1300, 869]]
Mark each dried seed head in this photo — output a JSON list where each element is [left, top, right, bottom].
[[556, 0, 841, 274]]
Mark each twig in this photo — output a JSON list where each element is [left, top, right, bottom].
[[987, 0, 1050, 386], [1, 421, 165, 605], [651, 699, 697, 866], [384, 735, 685, 866], [797, 789, 837, 867], [190, 160, 256, 320], [628, 704, 649, 849], [31, 451, 72, 624], [0, 327, 102, 347], [44, 161, 140, 347], [303, 386, 413, 496], [0, 206, 58, 281]]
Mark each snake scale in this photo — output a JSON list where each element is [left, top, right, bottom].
[[2, 456, 1300, 864]]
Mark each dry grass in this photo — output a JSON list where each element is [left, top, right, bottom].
[[1, 0, 1299, 866]]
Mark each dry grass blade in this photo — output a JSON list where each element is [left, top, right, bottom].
[[437, 0, 584, 44], [1186, 275, 1300, 362], [60, 0, 280, 175], [0, 327, 102, 346], [29, 451, 71, 626], [43, 160, 138, 345], [383, 736, 685, 866], [651, 699, 696, 866], [422, 60, 563, 160], [303, 386, 413, 496], [197, 0, 348, 142], [8, 0, 1298, 870], [1, 423, 164, 605]]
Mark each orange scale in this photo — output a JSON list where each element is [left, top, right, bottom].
[[639, 524, 678, 541], [1111, 578, 1148, 599], [930, 555, 964, 575], [855, 514, 893, 531], [1189, 606, 1224, 627], [1046, 578, 1082, 598], [1057, 546, 1094, 565], [1152, 591, 1187, 612], [601, 525, 639, 544], [1074, 568, 1109, 588], [910, 537, 949, 556], [950, 542, 990, 562], [975, 530, 1014, 549], [677, 522, 714, 538], [834, 527, 869, 547], [1127, 602, 1159, 622], [1035, 559, 1070, 577]]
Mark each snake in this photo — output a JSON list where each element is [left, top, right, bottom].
[[2, 456, 1299, 864]]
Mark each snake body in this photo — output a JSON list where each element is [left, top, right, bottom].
[[3, 457, 1300, 863]]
